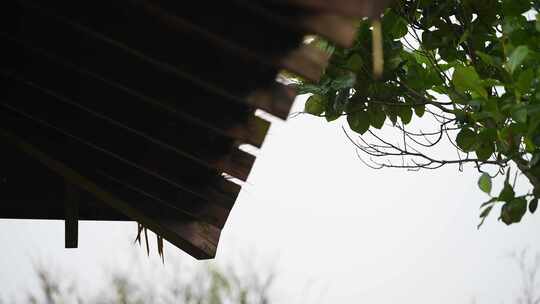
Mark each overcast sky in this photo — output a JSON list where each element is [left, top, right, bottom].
[[1, 95, 540, 303]]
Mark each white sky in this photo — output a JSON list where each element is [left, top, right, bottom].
[[1, 96, 540, 303]]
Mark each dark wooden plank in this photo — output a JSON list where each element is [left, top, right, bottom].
[[0, 0, 316, 259], [8, 34, 272, 150], [0, 127, 219, 259], [150, 0, 304, 58], [140, 0, 320, 83], [0, 43, 257, 181], [280, 44, 329, 82], [299, 14, 358, 48], [2, 74, 241, 192], [64, 182, 79, 248], [15, 0, 291, 119], [5, 3, 256, 122], [0, 142, 129, 221], [244, 1, 358, 47], [0, 200, 130, 221], [265, 0, 393, 18], [1, 13, 279, 139], [247, 83, 297, 119], [0, 99, 234, 228], [231, 0, 356, 47]]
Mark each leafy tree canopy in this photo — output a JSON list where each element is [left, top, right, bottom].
[[297, 0, 540, 227]]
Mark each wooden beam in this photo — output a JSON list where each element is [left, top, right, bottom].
[[64, 182, 79, 248], [2, 70, 255, 182], [0, 100, 236, 228], [247, 83, 296, 119], [1, 34, 270, 148], [266, 0, 393, 18], [280, 44, 329, 82], [141, 0, 319, 83], [0, 128, 219, 259], [233, 0, 356, 47], [15, 0, 291, 120], [300, 14, 358, 48]]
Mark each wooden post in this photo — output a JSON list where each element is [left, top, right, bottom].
[[64, 182, 79, 248]]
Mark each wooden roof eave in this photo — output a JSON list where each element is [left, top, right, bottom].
[[1, 33, 273, 150], [0, 99, 234, 228], [261, 0, 394, 18], [16, 0, 296, 120], [0, 128, 220, 259], [1, 0, 394, 259]]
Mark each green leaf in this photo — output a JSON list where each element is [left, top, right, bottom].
[[398, 106, 413, 124], [412, 52, 431, 66], [347, 110, 370, 134], [481, 98, 504, 123], [476, 141, 495, 161], [478, 173, 492, 194], [325, 104, 341, 122], [499, 182, 516, 202], [529, 198, 538, 214], [331, 73, 356, 90], [478, 204, 494, 229], [304, 94, 326, 116], [500, 197, 527, 225], [414, 104, 426, 117], [298, 83, 326, 95], [469, 99, 482, 112], [456, 128, 477, 152], [502, 0, 530, 16], [507, 46, 530, 75], [387, 110, 398, 126], [368, 103, 386, 129], [325, 90, 347, 121], [511, 105, 528, 123], [525, 137, 536, 154], [531, 152, 540, 167], [483, 79, 502, 88], [452, 65, 488, 99], [431, 85, 448, 94], [516, 68, 534, 94], [478, 197, 498, 229], [476, 51, 500, 67], [480, 197, 498, 208], [422, 30, 444, 50], [503, 15, 528, 35], [480, 205, 494, 218], [346, 54, 363, 73], [382, 10, 409, 39], [458, 29, 470, 46], [534, 134, 540, 147]]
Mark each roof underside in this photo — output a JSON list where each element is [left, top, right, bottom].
[[0, 0, 389, 259]]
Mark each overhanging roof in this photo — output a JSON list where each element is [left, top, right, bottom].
[[0, 0, 390, 259]]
